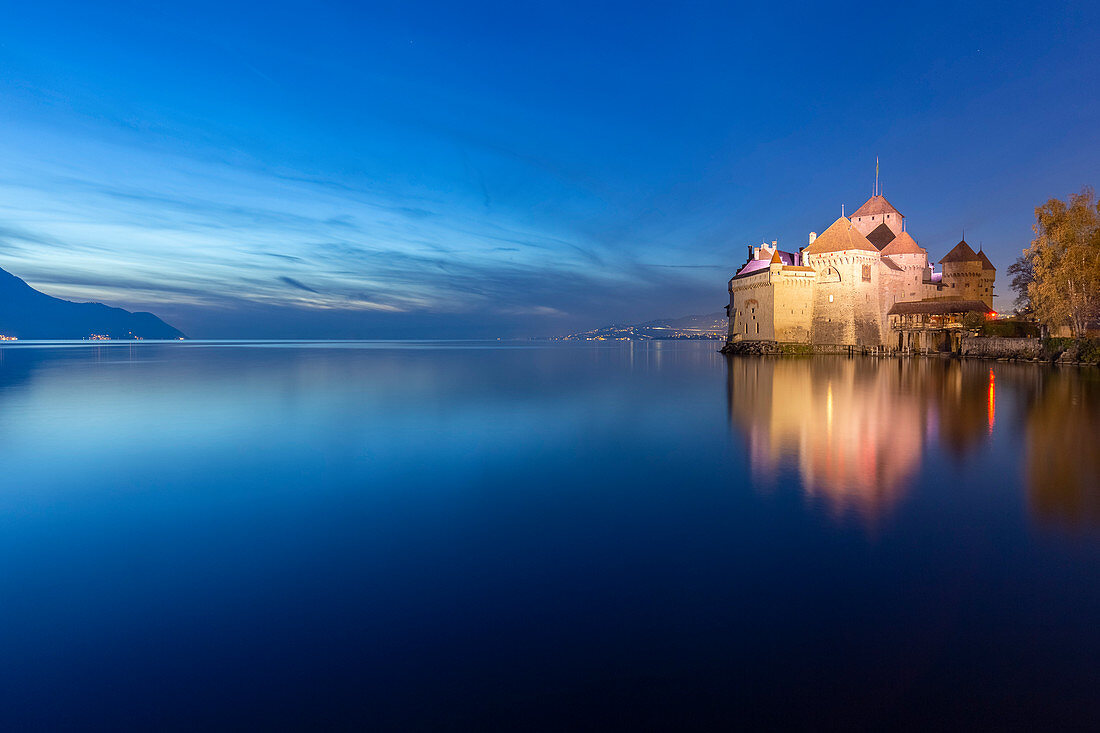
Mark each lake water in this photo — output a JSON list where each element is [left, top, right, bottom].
[[1, 341, 1098, 730]]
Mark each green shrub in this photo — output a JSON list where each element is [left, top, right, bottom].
[[1077, 339, 1100, 365], [981, 320, 1041, 338], [1042, 337, 1074, 359], [1041, 337, 1100, 363]]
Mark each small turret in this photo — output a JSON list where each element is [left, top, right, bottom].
[[939, 240, 991, 306]]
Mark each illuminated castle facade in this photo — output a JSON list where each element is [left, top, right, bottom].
[[726, 184, 996, 349]]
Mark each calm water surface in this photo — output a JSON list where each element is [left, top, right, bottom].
[[1, 341, 1098, 730]]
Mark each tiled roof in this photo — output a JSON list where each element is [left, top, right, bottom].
[[888, 299, 991, 316], [732, 248, 798, 278], [850, 194, 902, 219], [802, 217, 879, 254], [879, 231, 925, 256], [866, 222, 897, 250], [732, 260, 769, 279], [769, 249, 783, 264], [940, 240, 982, 264]]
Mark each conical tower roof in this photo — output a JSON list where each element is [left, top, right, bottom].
[[769, 249, 783, 264], [850, 194, 902, 219], [803, 217, 879, 255], [880, 231, 925, 256], [940, 239, 982, 264]]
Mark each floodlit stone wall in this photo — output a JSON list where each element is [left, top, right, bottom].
[[805, 251, 883, 346], [728, 266, 815, 344], [728, 270, 775, 341], [960, 336, 1042, 358], [942, 260, 984, 304], [882, 253, 933, 301], [851, 210, 903, 238], [771, 270, 815, 342], [981, 269, 996, 309]]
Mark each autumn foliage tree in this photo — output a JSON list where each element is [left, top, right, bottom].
[[1025, 187, 1100, 336]]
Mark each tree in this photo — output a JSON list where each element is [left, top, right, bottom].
[[1026, 187, 1100, 337], [960, 310, 986, 331], [1006, 255, 1034, 315]]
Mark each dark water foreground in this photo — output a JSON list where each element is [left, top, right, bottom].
[[0, 341, 1098, 730]]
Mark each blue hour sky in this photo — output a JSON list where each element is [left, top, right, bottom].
[[0, 0, 1097, 337]]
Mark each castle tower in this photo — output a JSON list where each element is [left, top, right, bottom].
[[880, 231, 930, 298], [850, 163, 903, 246], [939, 240, 991, 306], [802, 216, 883, 346], [850, 195, 904, 245]]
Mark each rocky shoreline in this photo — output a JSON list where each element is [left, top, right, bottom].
[[720, 337, 1100, 367]]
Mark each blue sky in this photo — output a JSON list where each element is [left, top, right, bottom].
[[0, 0, 1097, 337]]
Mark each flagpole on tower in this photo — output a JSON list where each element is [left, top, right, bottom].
[[875, 156, 880, 197]]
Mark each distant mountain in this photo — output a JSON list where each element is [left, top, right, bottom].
[[556, 312, 726, 341], [0, 266, 184, 340]]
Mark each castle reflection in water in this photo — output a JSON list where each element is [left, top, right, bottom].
[[725, 356, 1100, 530]]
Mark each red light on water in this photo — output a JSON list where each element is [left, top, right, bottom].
[[988, 369, 996, 434]]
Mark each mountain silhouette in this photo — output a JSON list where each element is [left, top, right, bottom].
[[0, 266, 184, 340]]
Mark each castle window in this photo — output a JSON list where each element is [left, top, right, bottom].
[[828, 294, 833, 303]]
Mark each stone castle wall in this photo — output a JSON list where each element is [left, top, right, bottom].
[[876, 265, 908, 344], [851, 211, 902, 238], [981, 269, 996, 309], [942, 260, 984, 304], [806, 252, 883, 346], [729, 270, 775, 341], [960, 337, 1042, 358], [728, 252, 953, 349], [883, 253, 932, 301], [771, 271, 814, 342]]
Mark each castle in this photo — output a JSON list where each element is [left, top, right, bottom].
[[726, 179, 996, 351]]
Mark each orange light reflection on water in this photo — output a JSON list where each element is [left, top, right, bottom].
[[988, 368, 996, 434]]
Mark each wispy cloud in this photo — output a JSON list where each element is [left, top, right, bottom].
[[278, 275, 319, 294], [0, 79, 722, 337]]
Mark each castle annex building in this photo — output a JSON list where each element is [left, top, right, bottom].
[[726, 185, 996, 351]]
